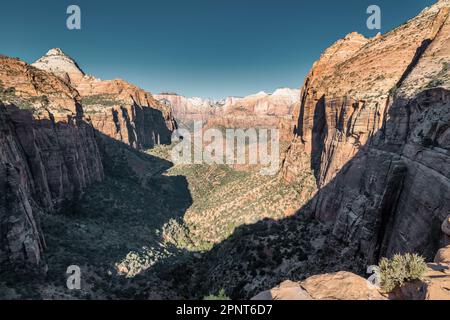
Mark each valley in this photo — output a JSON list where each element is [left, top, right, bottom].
[[1, 0, 450, 301], [0, 137, 315, 299]]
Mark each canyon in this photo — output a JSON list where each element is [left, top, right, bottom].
[[283, 0, 450, 264], [0, 50, 175, 271], [155, 88, 298, 141], [1, 0, 450, 300], [32, 48, 176, 149], [176, 0, 450, 299]]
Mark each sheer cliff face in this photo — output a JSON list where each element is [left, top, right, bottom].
[[153, 94, 223, 122], [283, 2, 450, 262], [0, 56, 104, 268], [32, 49, 176, 149], [209, 89, 299, 142], [1, 48, 177, 269]]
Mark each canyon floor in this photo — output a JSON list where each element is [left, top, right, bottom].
[[1, 0, 450, 301], [0, 138, 319, 299]]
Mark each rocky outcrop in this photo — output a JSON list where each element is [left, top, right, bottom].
[[1, 48, 177, 270], [253, 262, 450, 300], [435, 246, 450, 264], [153, 93, 224, 123], [0, 105, 104, 269], [251, 280, 312, 300], [0, 55, 104, 269], [157, 89, 299, 141], [32, 48, 85, 84], [32, 49, 176, 149], [282, 0, 450, 264], [252, 272, 386, 300], [254, 227, 450, 301], [77, 77, 175, 148], [222, 89, 299, 117], [442, 214, 450, 238]]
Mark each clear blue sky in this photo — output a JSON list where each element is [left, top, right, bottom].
[[0, 0, 436, 99]]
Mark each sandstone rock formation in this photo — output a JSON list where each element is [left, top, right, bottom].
[[156, 88, 299, 141], [282, 0, 450, 264], [0, 56, 104, 269], [252, 272, 386, 300], [222, 88, 299, 117], [301, 272, 386, 300], [1, 48, 176, 270], [442, 214, 450, 237], [251, 280, 312, 300], [253, 263, 450, 300], [434, 246, 450, 264], [153, 93, 224, 123], [32, 49, 176, 149], [32, 48, 85, 84]]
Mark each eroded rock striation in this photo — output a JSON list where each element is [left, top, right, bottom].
[[32, 49, 176, 149], [156, 89, 299, 141], [0, 56, 104, 269], [1, 49, 176, 270], [283, 0, 450, 264]]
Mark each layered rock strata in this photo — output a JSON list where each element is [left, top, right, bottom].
[[283, 0, 450, 263]]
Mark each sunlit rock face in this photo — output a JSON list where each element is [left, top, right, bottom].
[[32, 48, 85, 84], [283, 2, 450, 263], [32, 48, 176, 149], [156, 88, 300, 141], [0, 47, 177, 269]]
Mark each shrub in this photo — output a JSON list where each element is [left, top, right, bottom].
[[389, 84, 399, 96], [442, 62, 449, 73], [379, 253, 428, 292], [81, 94, 118, 106], [203, 288, 231, 300], [427, 78, 444, 88]]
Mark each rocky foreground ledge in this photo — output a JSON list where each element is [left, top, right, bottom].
[[252, 217, 450, 300]]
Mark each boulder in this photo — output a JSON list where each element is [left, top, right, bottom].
[[252, 272, 387, 300], [300, 271, 386, 300], [442, 215, 450, 236], [435, 246, 450, 264], [251, 281, 311, 300]]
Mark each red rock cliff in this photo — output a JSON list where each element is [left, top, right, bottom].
[[33, 49, 176, 149], [0, 56, 104, 269], [283, 1, 450, 263]]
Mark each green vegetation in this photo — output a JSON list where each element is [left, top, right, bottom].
[[147, 142, 316, 251], [81, 94, 120, 107], [427, 78, 444, 88], [379, 253, 428, 292], [0, 80, 49, 110], [203, 289, 230, 300], [0, 138, 317, 299], [427, 62, 450, 89], [389, 84, 399, 96], [442, 62, 449, 74]]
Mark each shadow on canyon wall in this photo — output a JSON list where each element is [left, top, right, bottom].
[[41, 131, 193, 276], [4, 82, 449, 300], [143, 87, 450, 299], [0, 103, 191, 295]]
